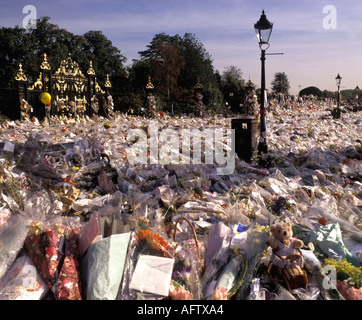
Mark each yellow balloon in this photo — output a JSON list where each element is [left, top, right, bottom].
[[40, 92, 51, 105]]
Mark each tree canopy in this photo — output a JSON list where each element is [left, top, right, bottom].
[[271, 72, 290, 95], [220, 66, 245, 113], [1, 17, 357, 117], [299, 86, 323, 97], [0, 16, 127, 89], [136, 32, 223, 114]]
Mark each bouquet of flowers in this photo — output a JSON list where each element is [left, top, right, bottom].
[[201, 223, 269, 300], [168, 217, 203, 300], [24, 221, 82, 300], [134, 229, 171, 257], [118, 229, 174, 300], [234, 223, 270, 300]]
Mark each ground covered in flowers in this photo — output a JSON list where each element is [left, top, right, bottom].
[[0, 103, 361, 300]]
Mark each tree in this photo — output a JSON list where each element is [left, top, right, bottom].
[[82, 30, 126, 83], [177, 33, 216, 89], [138, 32, 225, 114], [220, 66, 245, 113], [177, 33, 223, 114], [299, 86, 322, 97], [150, 40, 185, 101], [127, 59, 151, 95], [0, 17, 128, 116], [0, 26, 30, 88], [271, 72, 290, 95], [0, 17, 127, 89], [322, 90, 334, 98]]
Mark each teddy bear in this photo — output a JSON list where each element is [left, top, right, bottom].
[[268, 222, 304, 269]]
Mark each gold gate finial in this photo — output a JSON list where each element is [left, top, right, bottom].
[[40, 53, 51, 70], [87, 60, 96, 75], [194, 77, 203, 89], [146, 76, 154, 89], [104, 74, 112, 88], [15, 63, 27, 81]]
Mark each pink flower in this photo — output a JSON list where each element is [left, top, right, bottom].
[[212, 287, 230, 300], [169, 282, 193, 300]]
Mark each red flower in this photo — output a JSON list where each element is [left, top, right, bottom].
[[319, 217, 328, 225], [47, 246, 57, 257]]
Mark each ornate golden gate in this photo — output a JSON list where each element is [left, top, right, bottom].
[[15, 53, 112, 120]]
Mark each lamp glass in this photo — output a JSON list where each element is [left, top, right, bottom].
[[254, 10, 273, 45]]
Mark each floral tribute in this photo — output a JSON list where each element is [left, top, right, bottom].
[[55, 228, 82, 300], [135, 229, 171, 257], [24, 221, 82, 300]]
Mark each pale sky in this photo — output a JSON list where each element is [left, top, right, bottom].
[[1, 0, 361, 95]]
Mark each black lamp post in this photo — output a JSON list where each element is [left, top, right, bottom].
[[254, 10, 273, 154], [334, 73, 342, 119]]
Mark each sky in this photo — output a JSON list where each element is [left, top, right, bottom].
[[1, 0, 362, 95]]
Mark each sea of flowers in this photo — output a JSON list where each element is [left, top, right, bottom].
[[0, 101, 361, 300]]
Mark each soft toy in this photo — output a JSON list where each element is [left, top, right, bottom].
[[269, 222, 304, 269]]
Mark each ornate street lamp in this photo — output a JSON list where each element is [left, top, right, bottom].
[[335, 73, 342, 94], [334, 73, 342, 119], [254, 10, 273, 154]]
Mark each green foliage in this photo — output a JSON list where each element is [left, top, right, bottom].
[[340, 89, 360, 100], [0, 26, 31, 87], [137, 32, 222, 114], [116, 92, 145, 114], [0, 16, 127, 89], [2, 19, 241, 116], [271, 72, 290, 95], [220, 66, 245, 113], [203, 83, 227, 115], [322, 90, 335, 98], [299, 86, 323, 97]]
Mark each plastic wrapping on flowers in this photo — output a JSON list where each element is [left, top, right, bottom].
[[0, 105, 360, 300]]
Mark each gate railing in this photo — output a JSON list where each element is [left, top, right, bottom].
[[15, 53, 112, 121]]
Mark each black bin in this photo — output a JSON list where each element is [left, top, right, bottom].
[[231, 118, 258, 163]]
